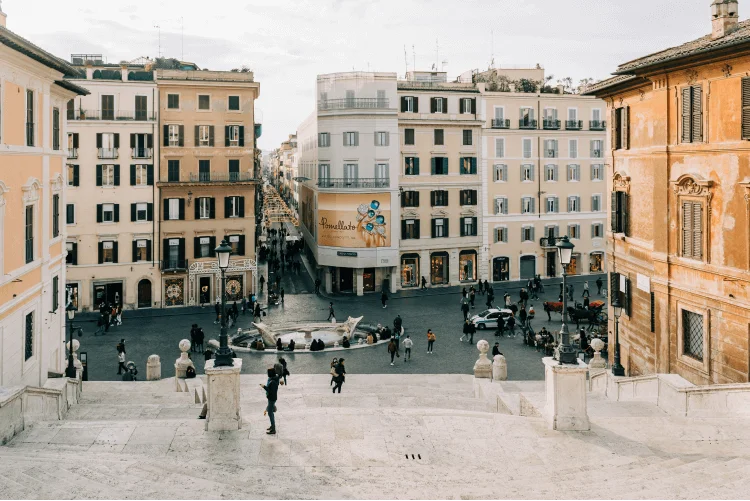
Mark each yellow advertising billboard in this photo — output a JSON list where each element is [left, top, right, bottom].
[[317, 193, 391, 248]]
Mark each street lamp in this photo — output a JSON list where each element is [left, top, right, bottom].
[[213, 239, 234, 367], [611, 295, 625, 376], [554, 236, 578, 365], [65, 303, 77, 378]]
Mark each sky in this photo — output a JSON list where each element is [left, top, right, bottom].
[[5, 0, 717, 150]]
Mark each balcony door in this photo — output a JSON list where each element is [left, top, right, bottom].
[[135, 96, 147, 120], [344, 164, 358, 186]]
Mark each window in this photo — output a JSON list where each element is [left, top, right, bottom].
[[742, 78, 750, 140], [228, 159, 240, 181], [404, 128, 415, 145], [520, 107, 535, 127], [26, 89, 34, 146], [196, 236, 214, 258], [101, 95, 114, 120], [591, 164, 604, 181], [614, 106, 629, 149], [568, 196, 581, 212], [25, 205, 34, 263], [228, 95, 240, 111], [67, 133, 78, 156], [567, 164, 580, 182], [100, 240, 116, 263], [611, 191, 629, 234], [168, 198, 181, 220], [66, 242, 77, 265], [199, 159, 210, 181], [133, 165, 148, 186], [522, 164, 534, 182], [226, 196, 243, 218], [459, 98, 475, 114], [198, 94, 210, 110], [66, 99, 74, 120], [681, 86, 703, 143], [460, 157, 477, 175], [343, 131, 359, 146], [402, 191, 419, 207], [431, 190, 449, 206], [545, 164, 558, 182], [494, 227, 508, 243], [462, 129, 472, 146], [523, 138, 532, 158], [101, 164, 115, 186], [431, 218, 448, 238], [345, 90, 355, 107], [168, 124, 181, 146], [227, 125, 240, 146], [343, 163, 359, 184], [591, 140, 604, 158], [101, 203, 115, 222], [460, 190, 477, 205], [68, 164, 79, 187], [461, 217, 477, 237], [135, 96, 148, 120], [434, 129, 444, 146], [375, 163, 389, 182], [592, 223, 604, 238], [495, 138, 505, 158], [66, 204, 75, 224], [592, 195, 602, 212], [494, 164, 507, 182], [168, 160, 180, 182], [568, 224, 580, 239], [132, 202, 147, 222], [318, 132, 330, 147], [401, 219, 420, 239], [226, 234, 245, 256], [404, 157, 419, 175], [51, 194, 60, 238], [544, 139, 558, 158], [431, 97, 447, 113], [52, 276, 59, 312], [198, 197, 213, 219], [546, 196, 559, 213], [134, 240, 150, 262], [431, 157, 448, 175], [198, 125, 211, 146], [24, 312, 33, 361], [681, 201, 704, 260], [522, 226, 535, 242], [401, 96, 417, 112], [318, 164, 330, 185], [375, 131, 389, 146], [682, 310, 704, 360], [52, 108, 60, 150], [522, 197, 535, 214], [494, 197, 508, 215], [167, 94, 180, 109], [569, 139, 578, 159]]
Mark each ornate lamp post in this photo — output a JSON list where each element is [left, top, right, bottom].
[[65, 303, 77, 378], [554, 236, 578, 365], [611, 295, 625, 376], [213, 239, 234, 367]]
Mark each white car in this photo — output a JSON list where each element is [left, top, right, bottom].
[[470, 308, 515, 329]]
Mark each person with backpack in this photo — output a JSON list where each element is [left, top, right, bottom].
[[387, 339, 398, 366], [332, 359, 346, 393]]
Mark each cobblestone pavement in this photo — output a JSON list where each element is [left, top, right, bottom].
[[77, 272, 606, 382]]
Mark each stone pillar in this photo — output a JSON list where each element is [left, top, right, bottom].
[[492, 354, 507, 381], [473, 340, 492, 379], [390, 266, 398, 294], [420, 250, 430, 287], [324, 267, 333, 294], [147, 355, 162, 381], [174, 339, 195, 389], [542, 357, 590, 431], [355, 268, 364, 296], [204, 358, 242, 431], [588, 338, 607, 370]]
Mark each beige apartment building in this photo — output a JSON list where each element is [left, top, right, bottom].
[[64, 56, 160, 311], [397, 71, 483, 288], [479, 75, 608, 282], [0, 14, 88, 386], [157, 68, 260, 307]]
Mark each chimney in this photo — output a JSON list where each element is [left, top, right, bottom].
[[711, 0, 739, 39]]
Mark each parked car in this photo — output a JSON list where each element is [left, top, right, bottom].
[[470, 308, 514, 329]]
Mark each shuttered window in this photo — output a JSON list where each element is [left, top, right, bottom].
[[742, 78, 750, 140], [681, 201, 703, 260], [611, 191, 629, 235], [494, 164, 507, 182], [681, 86, 703, 143], [523, 138, 532, 158]]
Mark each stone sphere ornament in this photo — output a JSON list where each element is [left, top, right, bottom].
[[179, 339, 191, 353], [476, 339, 490, 354], [591, 338, 605, 353], [66, 339, 80, 353]]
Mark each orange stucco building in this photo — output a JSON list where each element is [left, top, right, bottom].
[[586, 0, 750, 384]]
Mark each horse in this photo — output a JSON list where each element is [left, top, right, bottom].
[[543, 301, 564, 321], [566, 307, 600, 330]]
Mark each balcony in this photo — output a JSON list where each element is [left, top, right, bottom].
[[67, 148, 78, 159], [70, 110, 156, 121], [590, 120, 607, 130], [187, 172, 255, 183], [317, 178, 390, 189], [161, 259, 189, 272], [519, 119, 537, 129], [132, 147, 152, 159], [98, 148, 119, 159], [539, 237, 560, 248], [566, 120, 583, 130], [318, 98, 390, 111], [491, 119, 510, 129], [543, 119, 561, 130]]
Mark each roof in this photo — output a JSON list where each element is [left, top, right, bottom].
[[581, 75, 646, 96], [0, 25, 81, 80], [615, 19, 750, 74], [54, 79, 90, 96]]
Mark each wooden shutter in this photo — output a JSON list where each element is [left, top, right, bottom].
[[113, 204, 119, 222], [96, 165, 102, 186], [238, 235, 245, 255], [195, 199, 201, 220], [163, 200, 169, 220], [113, 165, 120, 186], [239, 126, 245, 146], [130, 165, 136, 185], [224, 197, 231, 218], [96, 133, 102, 148], [431, 97, 436, 113], [431, 158, 436, 175], [431, 219, 436, 237], [413, 97, 418, 113], [209, 126, 215, 146], [471, 98, 477, 114], [70, 243, 77, 265], [443, 218, 449, 237], [163, 125, 169, 146], [130, 134, 136, 148], [682, 87, 692, 143], [178, 125, 184, 146], [72, 133, 79, 148], [610, 106, 618, 149], [177, 239, 185, 263], [402, 219, 407, 235], [209, 198, 215, 219], [96, 204, 103, 223], [742, 78, 750, 140], [130, 203, 137, 222], [146, 240, 152, 261], [624, 277, 631, 316], [98, 242, 103, 264], [194, 237, 201, 259], [194, 125, 200, 146], [611, 192, 618, 231], [691, 87, 702, 142], [73, 165, 79, 186], [178, 198, 185, 220], [132, 240, 138, 262], [624, 106, 630, 149], [414, 220, 420, 238], [147, 165, 154, 185], [459, 98, 465, 114], [442, 98, 448, 113], [147, 133, 153, 148], [239, 197, 245, 217], [147, 203, 153, 221], [225, 126, 230, 146], [113, 134, 120, 149], [471, 157, 477, 173], [209, 237, 216, 257], [162, 239, 169, 262], [622, 192, 630, 235], [692, 202, 703, 259], [401, 96, 407, 112]]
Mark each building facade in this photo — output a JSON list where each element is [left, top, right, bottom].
[[586, 0, 750, 384], [64, 58, 160, 311], [0, 16, 88, 386], [156, 69, 260, 307], [297, 72, 400, 295], [396, 71, 484, 289], [479, 76, 608, 283]]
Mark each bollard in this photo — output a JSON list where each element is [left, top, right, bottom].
[[588, 338, 607, 370], [492, 354, 508, 381], [473, 340, 492, 379], [175, 339, 195, 379], [147, 354, 162, 381]]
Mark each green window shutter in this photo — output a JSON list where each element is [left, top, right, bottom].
[[194, 237, 201, 259], [114, 165, 120, 186], [147, 165, 154, 185], [691, 86, 702, 142], [431, 158, 436, 175], [239, 126, 245, 146], [96, 165, 102, 186], [225, 126, 230, 147], [682, 87, 692, 143], [130, 203, 136, 222], [130, 165, 136, 185]]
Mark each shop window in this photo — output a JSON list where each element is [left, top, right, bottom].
[[401, 254, 420, 288], [589, 252, 604, 273], [459, 251, 477, 282], [430, 252, 449, 285], [493, 257, 510, 281]]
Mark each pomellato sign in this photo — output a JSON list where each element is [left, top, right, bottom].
[[319, 218, 356, 232], [316, 193, 391, 248]]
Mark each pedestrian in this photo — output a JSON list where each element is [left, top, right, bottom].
[[394, 326, 401, 352], [393, 314, 402, 332], [116, 338, 126, 355], [461, 300, 470, 321], [468, 320, 476, 344], [275, 276, 281, 291], [469, 288, 476, 309], [250, 293, 256, 310], [496, 315, 505, 337], [504, 293, 511, 308], [274, 358, 284, 380], [381, 290, 388, 309], [403, 335, 413, 361], [116, 305, 123, 326], [95, 314, 105, 336], [242, 296, 247, 315], [387, 339, 398, 366], [582, 281, 590, 298], [261, 368, 280, 435], [190, 325, 198, 352], [329, 357, 338, 386], [421, 276, 427, 289], [506, 315, 516, 337], [103, 306, 111, 333], [426, 329, 436, 354], [117, 350, 127, 375], [279, 357, 289, 385], [195, 326, 205, 353], [253, 303, 262, 322], [519, 306, 528, 326], [280, 288, 285, 304], [214, 300, 221, 324], [327, 302, 335, 321], [332, 358, 346, 393], [461, 319, 472, 342], [259, 275, 265, 293], [583, 296, 590, 309], [485, 294, 493, 309], [314, 278, 321, 293], [232, 301, 239, 320], [568, 283, 575, 301], [492, 342, 502, 357], [596, 277, 603, 295]]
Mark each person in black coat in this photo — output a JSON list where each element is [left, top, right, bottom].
[[276, 338, 283, 351], [262, 368, 280, 434], [332, 359, 346, 393], [492, 343, 503, 357], [288, 339, 295, 351]]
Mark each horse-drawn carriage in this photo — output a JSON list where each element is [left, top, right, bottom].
[[543, 300, 607, 329]]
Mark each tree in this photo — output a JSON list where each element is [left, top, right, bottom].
[[576, 78, 595, 95], [558, 77, 574, 94]]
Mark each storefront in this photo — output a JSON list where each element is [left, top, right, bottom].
[[459, 250, 477, 282], [66, 283, 80, 310], [93, 281, 123, 307], [568, 253, 581, 275], [400, 254, 420, 288], [589, 252, 604, 273], [520, 255, 536, 280], [492, 257, 510, 282], [430, 252, 450, 285]]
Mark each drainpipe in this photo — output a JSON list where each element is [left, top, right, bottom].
[[155, 84, 161, 307]]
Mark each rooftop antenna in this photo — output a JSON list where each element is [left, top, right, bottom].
[[435, 38, 439, 71], [404, 45, 408, 77], [180, 17, 184, 61], [154, 24, 161, 58], [490, 30, 495, 69], [412, 45, 415, 74]]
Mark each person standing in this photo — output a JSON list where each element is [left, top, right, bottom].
[[329, 357, 339, 386], [195, 326, 205, 354], [596, 277, 603, 295], [115, 305, 123, 326], [327, 302, 335, 321], [387, 339, 398, 366], [232, 301, 239, 320], [259, 275, 265, 293], [381, 290, 388, 309], [421, 276, 427, 289], [426, 330, 436, 354], [506, 315, 516, 338], [393, 314, 403, 333], [241, 296, 247, 315], [568, 283, 575, 301], [469, 288, 476, 309], [332, 358, 346, 393], [214, 300, 221, 324], [504, 293, 511, 308], [253, 303, 262, 323], [279, 357, 289, 385], [190, 325, 198, 352], [485, 293, 493, 309], [262, 368, 280, 435], [116, 338, 126, 355], [394, 326, 401, 352], [468, 321, 476, 344], [280, 288, 285, 304], [582, 281, 590, 298], [461, 300, 470, 321], [403, 335, 413, 361], [117, 350, 127, 375]]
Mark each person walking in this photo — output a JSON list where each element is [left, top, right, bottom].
[[214, 300, 221, 324], [329, 357, 339, 386], [280, 288, 285, 304], [117, 350, 127, 375], [506, 314, 516, 338], [469, 288, 476, 309], [381, 290, 388, 309], [327, 302, 335, 321], [403, 335, 413, 361], [279, 357, 289, 385], [393, 314, 403, 333], [195, 326, 205, 354], [232, 301, 239, 321], [596, 277, 603, 295], [468, 321, 476, 344], [504, 293, 511, 308], [485, 293, 493, 309], [387, 339, 398, 366], [426, 330, 436, 354], [394, 326, 402, 352], [115, 305, 123, 326], [332, 358, 346, 393], [190, 325, 198, 352], [568, 283, 575, 301], [253, 303, 262, 323], [461, 300, 470, 321], [261, 368, 280, 435], [421, 276, 427, 289], [116, 338, 126, 355], [274, 358, 284, 381], [259, 275, 265, 293], [582, 281, 590, 298], [461, 319, 471, 342], [241, 296, 247, 315]]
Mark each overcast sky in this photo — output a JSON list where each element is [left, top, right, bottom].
[[6, 0, 718, 149]]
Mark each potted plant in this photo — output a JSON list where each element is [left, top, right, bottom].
[[78, 107, 86, 120]]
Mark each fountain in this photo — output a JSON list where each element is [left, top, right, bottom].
[[231, 316, 378, 351]]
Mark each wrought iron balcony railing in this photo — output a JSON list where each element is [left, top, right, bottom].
[[132, 147, 152, 159], [318, 98, 390, 111], [97, 148, 119, 159], [491, 119, 510, 129], [70, 110, 156, 121], [543, 119, 561, 130], [519, 119, 537, 129], [187, 172, 255, 183], [161, 259, 189, 271], [566, 120, 583, 130], [67, 148, 78, 159], [317, 178, 390, 189], [589, 120, 607, 130]]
